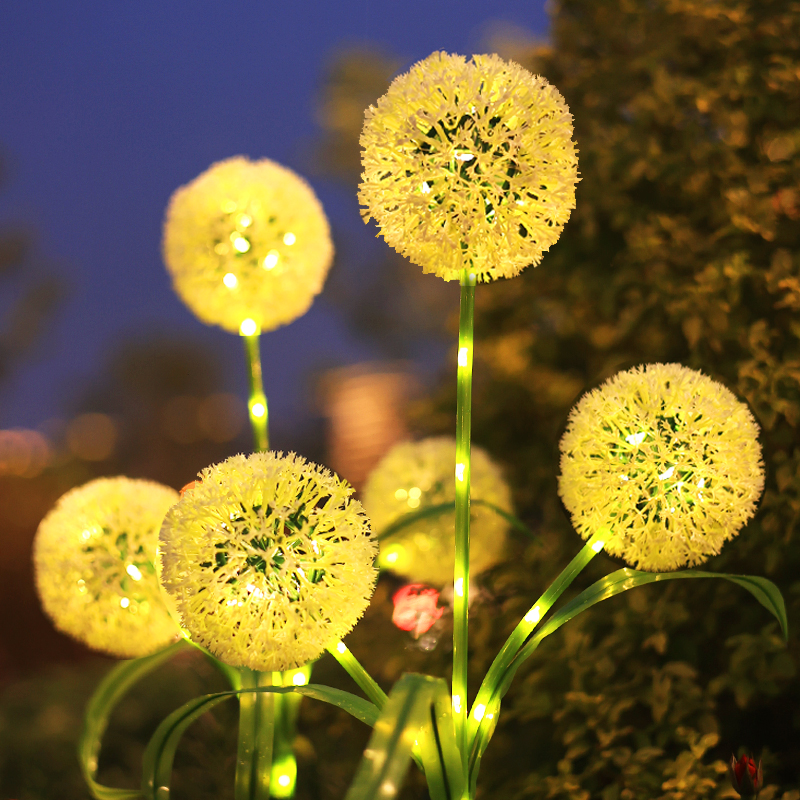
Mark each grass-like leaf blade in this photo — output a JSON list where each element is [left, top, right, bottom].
[[468, 567, 788, 789], [531, 569, 788, 649], [376, 500, 535, 542], [418, 680, 465, 800], [141, 684, 380, 800], [79, 640, 190, 800], [344, 674, 464, 800]]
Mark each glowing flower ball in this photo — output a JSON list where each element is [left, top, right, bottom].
[[163, 156, 333, 333], [158, 452, 377, 672], [359, 51, 579, 282], [363, 437, 512, 585], [558, 363, 765, 572], [33, 477, 181, 658]]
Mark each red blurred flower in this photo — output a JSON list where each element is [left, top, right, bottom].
[[392, 584, 444, 638], [729, 754, 762, 797]]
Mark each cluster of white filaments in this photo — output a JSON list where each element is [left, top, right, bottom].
[[33, 477, 180, 657], [359, 52, 579, 282], [362, 437, 512, 585], [159, 452, 377, 671], [163, 156, 333, 333], [558, 364, 764, 571]]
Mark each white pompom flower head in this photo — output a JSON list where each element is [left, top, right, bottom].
[[159, 452, 378, 672], [362, 437, 512, 585], [33, 477, 181, 658], [359, 51, 579, 282], [558, 363, 765, 572], [163, 156, 333, 334]]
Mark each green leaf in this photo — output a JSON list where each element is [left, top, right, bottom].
[[142, 691, 231, 800], [467, 534, 605, 760], [417, 681, 465, 800], [376, 502, 456, 541], [327, 642, 388, 710], [344, 674, 464, 800], [473, 499, 538, 542], [468, 567, 788, 788], [79, 640, 190, 800], [376, 499, 535, 542], [529, 568, 788, 649], [141, 684, 381, 800]]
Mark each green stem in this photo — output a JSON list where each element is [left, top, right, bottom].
[[237, 328, 278, 798], [327, 641, 388, 710], [253, 672, 276, 800], [235, 670, 277, 800], [235, 669, 258, 800], [453, 269, 476, 774], [243, 329, 269, 452], [270, 665, 312, 798]]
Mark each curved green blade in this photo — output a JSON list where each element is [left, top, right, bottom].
[[344, 674, 464, 800], [141, 684, 381, 800], [419, 679, 465, 800], [474, 499, 538, 541], [531, 568, 788, 646], [79, 640, 190, 800], [376, 502, 457, 542], [468, 534, 606, 751], [327, 642, 388, 710], [376, 499, 535, 542], [143, 691, 230, 800], [468, 567, 788, 790]]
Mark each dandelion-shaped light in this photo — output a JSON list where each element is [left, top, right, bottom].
[[33, 477, 181, 658], [362, 437, 512, 585], [163, 156, 333, 333], [158, 452, 377, 672], [359, 51, 579, 282], [558, 363, 764, 572]]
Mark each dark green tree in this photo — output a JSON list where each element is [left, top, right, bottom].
[[427, 1, 800, 798], [317, 2, 800, 797], [0, 154, 63, 389]]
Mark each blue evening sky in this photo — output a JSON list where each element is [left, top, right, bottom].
[[0, 0, 548, 440]]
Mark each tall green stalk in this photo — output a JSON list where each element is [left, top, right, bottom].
[[235, 669, 259, 800], [235, 669, 276, 800], [253, 672, 277, 800], [453, 269, 476, 775], [237, 327, 283, 799], [270, 666, 312, 798], [243, 330, 269, 452]]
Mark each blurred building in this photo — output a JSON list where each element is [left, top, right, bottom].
[[320, 362, 417, 490]]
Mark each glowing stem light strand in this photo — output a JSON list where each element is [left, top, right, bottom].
[[270, 667, 310, 798], [234, 668, 276, 800], [234, 669, 262, 800], [238, 321, 275, 799], [253, 671, 276, 800], [241, 320, 269, 452], [453, 269, 476, 767]]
